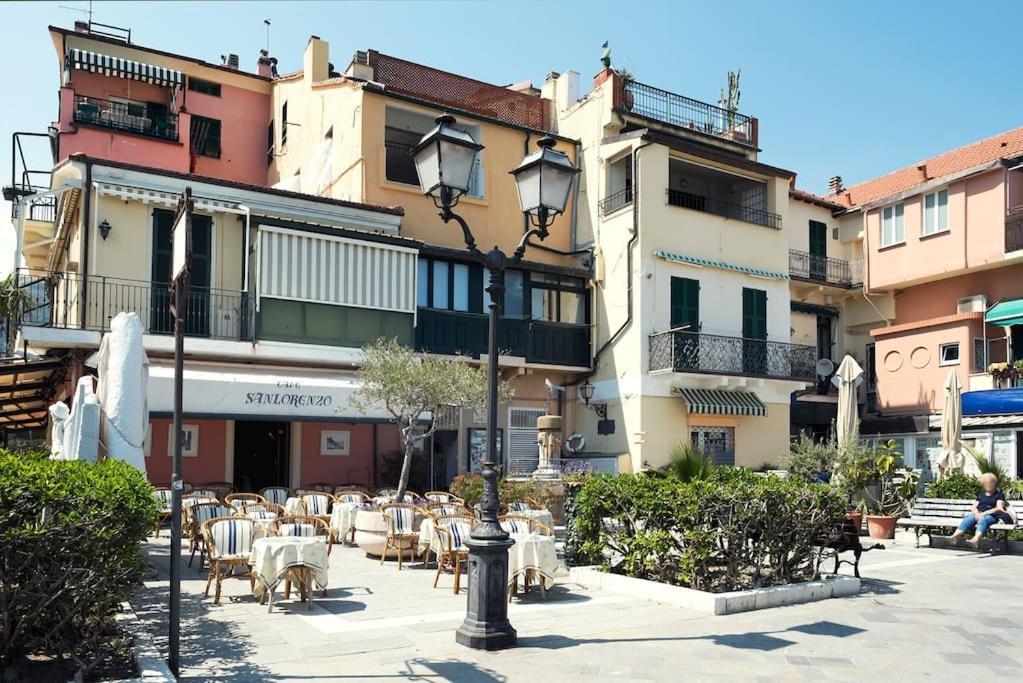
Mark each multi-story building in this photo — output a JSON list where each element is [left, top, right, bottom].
[[827, 127, 1023, 480]]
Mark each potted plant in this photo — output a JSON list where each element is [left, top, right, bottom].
[[831, 440, 878, 531], [859, 439, 921, 539], [616, 68, 635, 111]]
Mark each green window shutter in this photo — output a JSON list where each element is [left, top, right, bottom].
[[742, 288, 767, 340], [670, 277, 700, 330], [809, 220, 828, 258]]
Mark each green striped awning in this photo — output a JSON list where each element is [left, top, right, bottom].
[[678, 388, 766, 417], [986, 298, 1023, 327], [654, 250, 788, 281]]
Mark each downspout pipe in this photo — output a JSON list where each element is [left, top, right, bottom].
[[79, 160, 92, 325]]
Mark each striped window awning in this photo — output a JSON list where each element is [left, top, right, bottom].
[[68, 48, 184, 88], [678, 388, 766, 417], [654, 250, 788, 281]]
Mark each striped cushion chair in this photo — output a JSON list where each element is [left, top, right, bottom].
[[507, 501, 532, 513], [260, 487, 290, 505], [425, 502, 466, 518], [499, 515, 532, 537], [226, 492, 265, 510], [380, 504, 420, 570], [300, 493, 331, 517], [201, 517, 266, 605], [271, 515, 331, 597], [425, 491, 456, 503], [336, 491, 368, 505], [432, 514, 475, 593], [152, 488, 174, 538], [189, 503, 234, 570]]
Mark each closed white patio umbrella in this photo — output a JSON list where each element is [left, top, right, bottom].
[[936, 369, 981, 478], [835, 355, 863, 450], [91, 312, 149, 473]]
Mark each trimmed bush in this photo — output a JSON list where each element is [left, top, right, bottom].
[[449, 474, 554, 509], [924, 473, 982, 499], [0, 453, 156, 674], [572, 469, 846, 592]]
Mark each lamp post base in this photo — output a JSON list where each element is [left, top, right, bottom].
[[455, 536, 517, 651]]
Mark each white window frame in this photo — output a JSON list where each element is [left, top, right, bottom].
[[939, 341, 960, 367], [881, 203, 905, 246], [923, 188, 949, 236]]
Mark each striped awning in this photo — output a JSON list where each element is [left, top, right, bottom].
[[68, 48, 184, 88], [654, 250, 788, 281], [678, 388, 766, 417]]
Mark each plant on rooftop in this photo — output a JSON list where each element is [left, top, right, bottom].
[[0, 453, 156, 678]]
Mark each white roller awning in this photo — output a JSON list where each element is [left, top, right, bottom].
[[68, 48, 184, 88], [147, 364, 391, 421], [96, 182, 241, 214]]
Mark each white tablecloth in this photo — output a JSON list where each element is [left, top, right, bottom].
[[330, 502, 361, 540], [249, 536, 328, 599], [516, 509, 554, 531], [283, 497, 306, 516], [507, 533, 558, 587], [417, 519, 440, 556]]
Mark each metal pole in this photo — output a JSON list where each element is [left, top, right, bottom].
[[168, 279, 184, 676]]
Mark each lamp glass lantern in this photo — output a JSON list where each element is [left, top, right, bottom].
[[579, 380, 595, 405], [412, 114, 483, 201], [510, 136, 580, 220]]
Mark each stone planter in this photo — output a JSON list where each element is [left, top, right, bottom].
[[353, 509, 417, 558], [866, 514, 898, 539]]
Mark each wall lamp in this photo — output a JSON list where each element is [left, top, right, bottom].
[[578, 380, 608, 419], [99, 219, 112, 240]]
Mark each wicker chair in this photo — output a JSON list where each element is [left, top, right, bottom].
[[272, 515, 333, 556], [189, 488, 218, 499], [379, 504, 420, 570], [259, 486, 290, 505], [201, 517, 267, 605], [432, 514, 475, 593], [499, 514, 551, 536], [505, 500, 533, 513], [377, 488, 399, 498], [225, 492, 266, 510], [181, 495, 218, 534], [425, 491, 463, 504], [334, 490, 369, 505], [189, 502, 234, 570], [424, 502, 467, 518], [299, 493, 332, 521], [302, 483, 333, 494], [152, 488, 173, 537], [203, 481, 236, 501], [238, 502, 285, 524]]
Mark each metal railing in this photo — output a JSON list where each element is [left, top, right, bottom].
[[1007, 207, 1023, 253], [667, 189, 781, 229], [648, 328, 816, 381], [598, 187, 633, 216], [623, 81, 755, 146], [73, 95, 178, 141], [14, 270, 252, 341], [788, 249, 862, 287]]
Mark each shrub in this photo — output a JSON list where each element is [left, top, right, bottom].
[[449, 474, 555, 510], [449, 473, 485, 507], [782, 433, 835, 480], [652, 442, 716, 482], [924, 473, 982, 499], [0, 453, 156, 676], [573, 470, 845, 592]]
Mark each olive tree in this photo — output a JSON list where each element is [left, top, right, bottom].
[[349, 338, 511, 501]]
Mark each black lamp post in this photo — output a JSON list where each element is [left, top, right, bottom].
[[413, 114, 578, 650]]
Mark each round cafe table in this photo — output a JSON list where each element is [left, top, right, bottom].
[[249, 536, 328, 612], [330, 502, 361, 544], [506, 532, 558, 600], [516, 508, 554, 531]]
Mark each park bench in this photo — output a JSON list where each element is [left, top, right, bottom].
[[897, 498, 1021, 553], [820, 516, 884, 578]]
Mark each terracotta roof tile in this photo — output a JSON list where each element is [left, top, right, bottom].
[[789, 187, 845, 211], [827, 126, 1023, 208]]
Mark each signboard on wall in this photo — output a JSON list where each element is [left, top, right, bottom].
[[468, 427, 503, 474], [147, 363, 391, 420]]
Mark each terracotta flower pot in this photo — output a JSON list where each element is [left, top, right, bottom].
[[846, 512, 863, 533], [866, 514, 897, 539]]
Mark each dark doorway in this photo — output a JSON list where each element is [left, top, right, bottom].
[[432, 430, 459, 489], [233, 420, 289, 493]]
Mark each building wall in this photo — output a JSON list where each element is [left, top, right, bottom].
[[146, 417, 229, 485], [298, 421, 378, 487], [866, 169, 1009, 290], [893, 263, 1023, 325]]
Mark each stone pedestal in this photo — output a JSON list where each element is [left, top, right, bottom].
[[455, 536, 517, 650], [533, 414, 562, 479]]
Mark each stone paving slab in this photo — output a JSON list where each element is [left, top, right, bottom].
[[133, 530, 1023, 681]]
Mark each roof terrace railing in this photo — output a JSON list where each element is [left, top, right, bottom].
[[623, 81, 756, 147]]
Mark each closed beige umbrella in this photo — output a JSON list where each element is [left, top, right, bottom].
[[835, 355, 863, 450], [936, 369, 980, 478]]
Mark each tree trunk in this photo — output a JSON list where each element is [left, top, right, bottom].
[[395, 424, 416, 503]]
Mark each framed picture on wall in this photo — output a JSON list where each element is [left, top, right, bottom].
[[321, 430, 351, 456], [167, 424, 199, 458], [468, 427, 503, 474]]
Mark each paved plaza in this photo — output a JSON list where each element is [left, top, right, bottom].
[[133, 534, 1023, 682]]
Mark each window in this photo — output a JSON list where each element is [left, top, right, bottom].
[[881, 203, 904, 246], [452, 264, 469, 312], [383, 107, 483, 195], [939, 342, 960, 366], [691, 427, 735, 466], [266, 121, 274, 165], [923, 189, 949, 235], [974, 337, 987, 373], [418, 258, 471, 312], [281, 101, 288, 146], [528, 272, 587, 323], [417, 259, 429, 308], [504, 271, 524, 316], [187, 77, 221, 97], [431, 261, 449, 309], [190, 115, 221, 158], [602, 153, 633, 214]]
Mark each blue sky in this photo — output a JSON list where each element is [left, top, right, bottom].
[[2, 0, 1023, 195]]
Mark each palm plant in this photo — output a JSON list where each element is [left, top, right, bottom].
[[655, 442, 716, 482]]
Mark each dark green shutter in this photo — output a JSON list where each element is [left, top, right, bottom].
[[809, 220, 827, 258], [670, 277, 699, 331], [742, 288, 767, 340]]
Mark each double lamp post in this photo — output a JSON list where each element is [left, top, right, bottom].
[[411, 115, 579, 650]]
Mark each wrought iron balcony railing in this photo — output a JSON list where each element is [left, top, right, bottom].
[[1007, 207, 1023, 253], [598, 187, 633, 216], [13, 270, 251, 341], [667, 189, 781, 229], [73, 94, 178, 142], [623, 81, 756, 147], [648, 328, 816, 381], [788, 249, 862, 287]]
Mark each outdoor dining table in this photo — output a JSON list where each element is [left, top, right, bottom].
[[329, 501, 362, 543], [516, 508, 555, 531], [507, 532, 558, 599], [249, 536, 328, 612], [283, 497, 306, 516]]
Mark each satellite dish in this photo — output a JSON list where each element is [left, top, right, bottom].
[[815, 358, 835, 378]]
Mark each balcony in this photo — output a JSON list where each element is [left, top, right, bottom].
[[667, 189, 781, 229], [648, 328, 816, 381], [415, 308, 590, 368], [73, 95, 178, 142], [598, 187, 633, 216], [1007, 207, 1023, 253], [622, 81, 757, 147], [15, 271, 251, 341], [788, 250, 862, 288]]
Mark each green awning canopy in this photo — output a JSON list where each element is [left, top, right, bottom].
[[653, 250, 789, 281], [678, 388, 766, 417], [986, 299, 1023, 327]]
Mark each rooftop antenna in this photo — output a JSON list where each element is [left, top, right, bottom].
[[59, 0, 93, 23], [264, 19, 271, 54]]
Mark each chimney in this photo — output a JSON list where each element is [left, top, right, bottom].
[[304, 35, 330, 83], [345, 50, 373, 81], [828, 175, 844, 194], [917, 163, 928, 180], [257, 49, 277, 78], [227, 53, 239, 70], [74, 20, 89, 33]]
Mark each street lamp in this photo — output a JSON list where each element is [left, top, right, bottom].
[[413, 114, 578, 651]]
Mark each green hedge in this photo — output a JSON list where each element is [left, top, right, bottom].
[[923, 473, 982, 499], [572, 469, 846, 592], [0, 453, 156, 672]]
